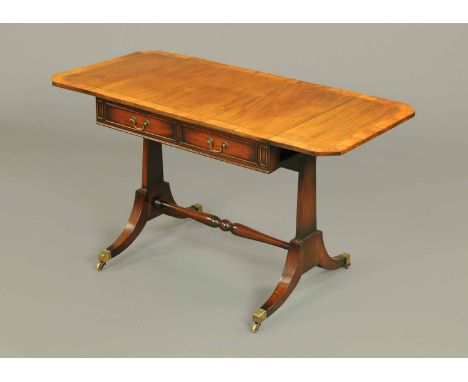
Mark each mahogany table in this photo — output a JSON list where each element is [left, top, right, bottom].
[[52, 51, 414, 332]]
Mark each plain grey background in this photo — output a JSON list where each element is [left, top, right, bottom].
[[1, 24, 467, 357]]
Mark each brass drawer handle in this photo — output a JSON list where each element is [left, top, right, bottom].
[[207, 138, 228, 153], [129, 115, 146, 131]]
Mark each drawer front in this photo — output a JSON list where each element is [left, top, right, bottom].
[[96, 99, 279, 173], [180, 124, 258, 164], [99, 101, 176, 141]]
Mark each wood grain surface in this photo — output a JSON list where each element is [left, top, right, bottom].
[[52, 51, 415, 155]]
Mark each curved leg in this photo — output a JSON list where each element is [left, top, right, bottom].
[[96, 186, 203, 271], [96, 188, 151, 270], [96, 139, 163, 270], [250, 156, 352, 331], [251, 241, 304, 332], [95, 140, 203, 270], [316, 232, 351, 270], [251, 231, 350, 331], [319, 252, 351, 270]]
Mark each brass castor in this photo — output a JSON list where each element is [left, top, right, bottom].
[[96, 261, 106, 271], [251, 308, 267, 333], [189, 203, 203, 212], [338, 252, 351, 269], [96, 249, 111, 271], [251, 322, 261, 333]]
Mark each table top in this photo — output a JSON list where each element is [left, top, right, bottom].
[[52, 51, 414, 156]]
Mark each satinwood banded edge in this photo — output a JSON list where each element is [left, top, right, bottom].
[[52, 51, 415, 156]]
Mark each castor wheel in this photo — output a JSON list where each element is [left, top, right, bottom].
[[251, 322, 261, 333], [96, 261, 106, 271]]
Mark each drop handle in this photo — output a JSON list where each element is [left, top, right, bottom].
[[129, 115, 147, 131], [207, 138, 228, 153]]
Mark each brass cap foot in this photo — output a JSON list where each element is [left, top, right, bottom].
[[339, 252, 351, 269], [96, 250, 111, 271], [251, 308, 267, 333]]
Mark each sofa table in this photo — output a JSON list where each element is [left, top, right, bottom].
[[52, 51, 415, 332]]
